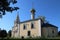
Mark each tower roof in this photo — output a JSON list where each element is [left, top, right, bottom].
[[15, 13, 20, 24], [16, 13, 19, 20]]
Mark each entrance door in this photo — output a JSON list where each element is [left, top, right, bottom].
[[28, 31, 31, 36]]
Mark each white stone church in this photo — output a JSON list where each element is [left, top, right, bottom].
[[12, 8, 58, 38]]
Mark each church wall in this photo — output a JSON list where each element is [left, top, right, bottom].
[[41, 27, 58, 37], [19, 19, 41, 38]]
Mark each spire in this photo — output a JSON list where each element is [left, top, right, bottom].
[[31, 2, 36, 13], [15, 13, 20, 24], [30, 2, 36, 19]]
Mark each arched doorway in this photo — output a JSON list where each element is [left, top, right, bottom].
[[28, 31, 31, 36]]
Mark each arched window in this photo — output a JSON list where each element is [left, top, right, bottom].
[[23, 24, 26, 30], [31, 23, 34, 28], [31, 21, 34, 29], [52, 30, 54, 34]]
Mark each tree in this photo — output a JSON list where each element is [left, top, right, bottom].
[[0, 30, 7, 38], [38, 16, 49, 24], [58, 31, 60, 36], [0, 0, 19, 18], [0, 30, 2, 37], [8, 30, 11, 37]]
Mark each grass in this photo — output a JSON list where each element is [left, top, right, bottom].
[[0, 37, 60, 40]]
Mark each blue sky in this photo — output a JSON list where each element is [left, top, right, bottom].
[[0, 0, 60, 32]]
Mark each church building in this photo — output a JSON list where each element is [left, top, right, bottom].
[[12, 8, 58, 38]]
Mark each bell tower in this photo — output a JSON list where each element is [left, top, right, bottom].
[[14, 13, 20, 38]]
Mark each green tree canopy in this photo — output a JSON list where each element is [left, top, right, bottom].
[[0, 0, 19, 18], [8, 30, 11, 37], [0, 29, 7, 38]]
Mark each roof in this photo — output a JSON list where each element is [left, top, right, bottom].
[[20, 18, 41, 24], [41, 23, 58, 28]]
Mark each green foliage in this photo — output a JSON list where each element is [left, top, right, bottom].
[[0, 29, 7, 38], [0, 0, 19, 18], [58, 31, 60, 36], [0, 36, 60, 40], [8, 30, 11, 37]]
